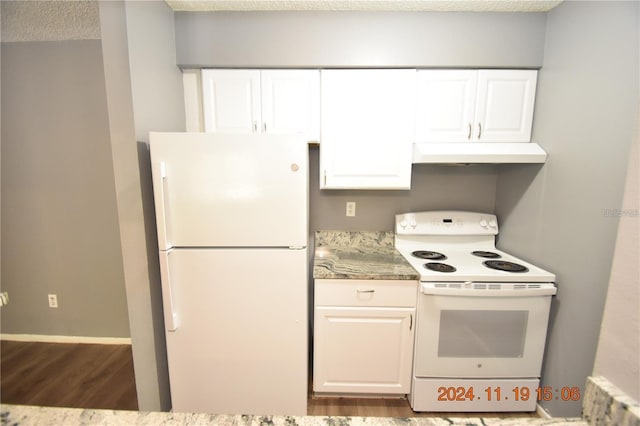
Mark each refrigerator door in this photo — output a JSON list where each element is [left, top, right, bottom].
[[162, 248, 308, 415], [150, 132, 308, 249]]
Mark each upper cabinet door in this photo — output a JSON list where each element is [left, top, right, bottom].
[[415, 70, 477, 142], [475, 70, 537, 143], [415, 69, 537, 143], [261, 70, 320, 143], [202, 70, 261, 133], [320, 69, 416, 190]]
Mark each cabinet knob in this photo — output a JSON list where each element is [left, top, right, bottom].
[[467, 123, 472, 140], [477, 123, 482, 139]]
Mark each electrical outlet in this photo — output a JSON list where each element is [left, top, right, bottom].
[[48, 294, 58, 308], [346, 202, 356, 217]]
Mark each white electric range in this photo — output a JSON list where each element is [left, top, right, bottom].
[[395, 211, 556, 412]]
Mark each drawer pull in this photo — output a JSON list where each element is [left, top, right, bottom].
[[356, 289, 375, 293]]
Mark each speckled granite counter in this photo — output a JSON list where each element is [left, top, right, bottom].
[[583, 376, 640, 426], [0, 404, 587, 426], [5, 375, 637, 426], [313, 231, 419, 280]]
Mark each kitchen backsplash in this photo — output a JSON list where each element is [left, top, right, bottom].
[[315, 231, 395, 248]]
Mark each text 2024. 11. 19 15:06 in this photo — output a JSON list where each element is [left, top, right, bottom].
[[437, 386, 581, 402]]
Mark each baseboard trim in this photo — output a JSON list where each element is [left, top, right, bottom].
[[1, 334, 132, 345], [536, 403, 553, 419]]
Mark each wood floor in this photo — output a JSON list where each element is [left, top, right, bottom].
[[1, 341, 536, 419], [1, 340, 138, 410], [308, 396, 537, 418]]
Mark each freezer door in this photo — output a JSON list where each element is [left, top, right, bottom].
[[150, 132, 308, 249], [162, 248, 308, 415]]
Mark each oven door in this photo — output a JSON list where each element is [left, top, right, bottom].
[[413, 284, 553, 378]]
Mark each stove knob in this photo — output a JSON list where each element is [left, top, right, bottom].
[[400, 220, 408, 229], [489, 219, 497, 228], [480, 219, 488, 228], [409, 219, 417, 229]]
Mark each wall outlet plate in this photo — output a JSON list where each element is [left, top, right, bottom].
[[346, 201, 356, 217], [48, 294, 58, 308]]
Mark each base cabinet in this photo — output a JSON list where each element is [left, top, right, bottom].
[[313, 279, 417, 394]]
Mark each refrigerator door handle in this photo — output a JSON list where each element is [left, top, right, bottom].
[[156, 161, 170, 249], [159, 250, 179, 331]]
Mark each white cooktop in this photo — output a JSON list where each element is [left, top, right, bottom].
[[394, 211, 556, 283]]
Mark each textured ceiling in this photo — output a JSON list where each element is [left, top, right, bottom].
[[1, 0, 100, 42], [165, 0, 563, 12], [0, 0, 563, 43]]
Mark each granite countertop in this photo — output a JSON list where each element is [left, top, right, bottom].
[[313, 231, 419, 280], [0, 404, 587, 426], [2, 376, 635, 426]]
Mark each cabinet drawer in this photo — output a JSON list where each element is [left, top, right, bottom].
[[315, 279, 417, 307]]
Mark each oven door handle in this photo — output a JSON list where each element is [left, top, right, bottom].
[[421, 286, 557, 297]]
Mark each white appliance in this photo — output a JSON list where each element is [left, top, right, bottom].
[[395, 211, 556, 412], [149, 132, 309, 415]]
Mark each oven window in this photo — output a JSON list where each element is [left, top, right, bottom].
[[438, 310, 528, 358]]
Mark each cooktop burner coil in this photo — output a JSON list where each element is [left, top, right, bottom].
[[483, 260, 529, 273], [471, 250, 501, 259], [424, 262, 457, 273], [412, 250, 447, 260]]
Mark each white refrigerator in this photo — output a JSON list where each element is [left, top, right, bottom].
[[149, 132, 309, 415]]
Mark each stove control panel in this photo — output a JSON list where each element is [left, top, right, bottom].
[[396, 211, 498, 235]]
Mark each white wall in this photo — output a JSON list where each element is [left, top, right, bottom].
[[495, 0, 639, 417], [593, 116, 639, 402]]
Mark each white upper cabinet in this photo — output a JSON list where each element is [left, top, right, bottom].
[[261, 70, 320, 142], [415, 70, 478, 142], [202, 70, 261, 133], [474, 70, 537, 142], [201, 69, 320, 142], [320, 69, 416, 190], [416, 69, 537, 143]]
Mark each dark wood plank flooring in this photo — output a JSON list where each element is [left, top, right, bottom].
[[1, 341, 537, 419], [1, 340, 138, 410]]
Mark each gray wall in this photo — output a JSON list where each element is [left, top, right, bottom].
[[124, 0, 185, 411], [309, 148, 497, 231], [0, 39, 130, 337], [99, 0, 184, 411], [1, 3, 3, 324], [495, 1, 639, 417], [174, 11, 546, 68], [126, 1, 186, 142]]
